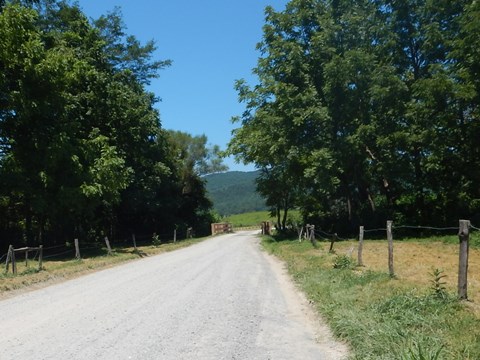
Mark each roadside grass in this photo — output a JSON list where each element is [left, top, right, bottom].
[[0, 237, 207, 297], [262, 236, 480, 359]]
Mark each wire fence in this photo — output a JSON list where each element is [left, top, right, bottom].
[[300, 219, 478, 300], [309, 222, 478, 239], [2, 228, 193, 271]]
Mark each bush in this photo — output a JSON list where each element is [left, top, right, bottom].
[[333, 254, 353, 269]]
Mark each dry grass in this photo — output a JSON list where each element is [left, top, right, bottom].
[[263, 236, 480, 358], [327, 239, 480, 313]]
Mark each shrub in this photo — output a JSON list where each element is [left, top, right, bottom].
[[333, 254, 353, 269]]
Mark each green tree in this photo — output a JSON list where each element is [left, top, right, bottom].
[[166, 130, 227, 235], [230, 0, 480, 233]]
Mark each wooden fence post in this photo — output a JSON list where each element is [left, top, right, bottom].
[[25, 248, 29, 267], [5, 245, 12, 273], [132, 233, 137, 252], [38, 245, 43, 270], [298, 226, 304, 242], [458, 219, 470, 300], [387, 220, 394, 277], [329, 233, 337, 253], [104, 236, 113, 255], [174, 229, 177, 243], [310, 225, 318, 248], [11, 246, 17, 274], [74, 238, 81, 260], [358, 226, 364, 266]]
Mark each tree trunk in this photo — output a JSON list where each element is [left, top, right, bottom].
[[282, 206, 289, 231], [347, 196, 352, 221], [413, 147, 425, 222], [24, 198, 34, 245], [367, 188, 376, 212], [276, 207, 281, 231]]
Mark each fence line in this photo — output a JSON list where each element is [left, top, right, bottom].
[[313, 229, 348, 241], [42, 249, 75, 260], [42, 244, 71, 251], [393, 225, 459, 231], [363, 228, 387, 233], [356, 219, 474, 300], [302, 219, 476, 300]]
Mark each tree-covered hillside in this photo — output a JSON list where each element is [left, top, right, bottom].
[[204, 171, 267, 216]]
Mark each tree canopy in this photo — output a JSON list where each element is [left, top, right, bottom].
[[228, 0, 480, 233], [0, 0, 225, 249]]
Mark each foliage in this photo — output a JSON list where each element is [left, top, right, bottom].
[[228, 0, 480, 235], [429, 268, 448, 300], [0, 0, 225, 250], [152, 233, 161, 247], [332, 254, 353, 269]]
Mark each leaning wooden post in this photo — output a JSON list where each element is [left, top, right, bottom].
[[5, 245, 12, 273], [298, 226, 304, 242], [104, 236, 113, 256], [458, 219, 470, 300], [387, 220, 394, 277], [38, 245, 43, 270], [329, 233, 337, 253], [74, 238, 81, 260], [358, 226, 364, 266], [11, 246, 17, 274], [131, 233, 137, 252]]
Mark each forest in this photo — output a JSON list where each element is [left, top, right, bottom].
[[0, 0, 226, 251], [228, 0, 480, 234], [204, 171, 267, 216]]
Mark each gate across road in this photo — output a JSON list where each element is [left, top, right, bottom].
[[211, 223, 233, 235]]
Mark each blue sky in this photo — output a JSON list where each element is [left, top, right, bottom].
[[77, 0, 289, 171]]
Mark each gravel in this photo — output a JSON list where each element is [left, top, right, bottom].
[[0, 231, 348, 359]]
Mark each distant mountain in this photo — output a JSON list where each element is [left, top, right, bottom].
[[204, 171, 267, 216]]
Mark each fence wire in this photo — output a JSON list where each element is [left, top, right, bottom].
[[304, 222, 474, 240], [313, 229, 349, 241], [471, 224, 480, 232], [393, 225, 458, 231], [42, 249, 74, 260], [363, 228, 387, 234], [42, 244, 70, 251], [313, 231, 330, 241]]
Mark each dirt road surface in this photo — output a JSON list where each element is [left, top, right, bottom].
[[0, 231, 348, 359]]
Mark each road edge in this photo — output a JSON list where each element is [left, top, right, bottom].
[[256, 236, 350, 359]]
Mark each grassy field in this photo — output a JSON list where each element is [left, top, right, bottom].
[[225, 211, 274, 227], [262, 235, 480, 359], [0, 237, 207, 297], [225, 209, 301, 228]]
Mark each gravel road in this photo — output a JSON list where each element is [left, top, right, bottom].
[[0, 231, 348, 359]]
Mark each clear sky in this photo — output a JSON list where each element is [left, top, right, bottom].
[[77, 0, 289, 171]]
